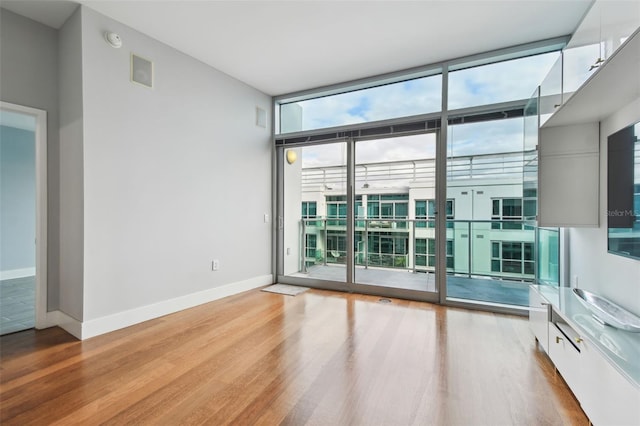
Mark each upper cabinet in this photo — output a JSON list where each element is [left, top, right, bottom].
[[538, 123, 600, 227]]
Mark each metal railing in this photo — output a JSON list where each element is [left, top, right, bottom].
[[301, 150, 534, 190], [300, 218, 544, 282]]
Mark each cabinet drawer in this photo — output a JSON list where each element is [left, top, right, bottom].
[[529, 287, 549, 353], [548, 324, 583, 400]]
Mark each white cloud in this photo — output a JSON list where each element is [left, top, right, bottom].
[[290, 52, 559, 166], [448, 52, 559, 109], [448, 118, 524, 157], [293, 75, 441, 131], [302, 143, 346, 168], [356, 134, 436, 164]]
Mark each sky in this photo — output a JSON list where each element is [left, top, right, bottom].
[[301, 134, 436, 169], [290, 50, 568, 169]]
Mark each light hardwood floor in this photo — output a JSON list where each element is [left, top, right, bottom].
[[0, 288, 588, 425]]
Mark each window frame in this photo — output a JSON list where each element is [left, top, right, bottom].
[[302, 201, 317, 219], [490, 241, 534, 277], [416, 199, 454, 228], [491, 198, 523, 230]]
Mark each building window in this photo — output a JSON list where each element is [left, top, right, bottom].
[[326, 195, 363, 225], [327, 196, 347, 226], [492, 198, 523, 230], [367, 194, 408, 228], [415, 199, 454, 228], [305, 234, 317, 259], [326, 231, 347, 263], [302, 201, 317, 219], [367, 232, 408, 267], [415, 238, 454, 269], [491, 241, 534, 276]]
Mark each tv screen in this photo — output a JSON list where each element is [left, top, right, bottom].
[[607, 121, 640, 259]]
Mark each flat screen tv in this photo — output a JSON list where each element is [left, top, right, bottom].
[[607, 121, 640, 259]]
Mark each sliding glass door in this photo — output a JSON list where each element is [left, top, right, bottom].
[[353, 133, 439, 298], [280, 142, 348, 288], [278, 132, 440, 301], [445, 118, 534, 307]]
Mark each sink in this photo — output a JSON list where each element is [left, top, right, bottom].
[[573, 288, 640, 332]]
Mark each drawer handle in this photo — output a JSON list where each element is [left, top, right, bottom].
[[575, 337, 583, 344], [540, 302, 550, 306], [556, 336, 563, 343]]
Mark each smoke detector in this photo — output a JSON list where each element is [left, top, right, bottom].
[[104, 32, 122, 48]]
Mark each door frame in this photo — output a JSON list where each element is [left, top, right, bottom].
[[1, 101, 48, 329]]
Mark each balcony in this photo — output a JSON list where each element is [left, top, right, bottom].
[[294, 218, 559, 307]]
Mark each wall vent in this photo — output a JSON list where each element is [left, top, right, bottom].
[[131, 54, 153, 88], [256, 107, 267, 128]]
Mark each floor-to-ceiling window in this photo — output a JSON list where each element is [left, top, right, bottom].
[[444, 48, 560, 307], [276, 39, 564, 310]]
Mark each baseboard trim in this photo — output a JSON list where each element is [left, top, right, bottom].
[[78, 275, 273, 340], [54, 310, 83, 339], [0, 268, 36, 280]]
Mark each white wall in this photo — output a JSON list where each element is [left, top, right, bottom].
[[447, 178, 522, 221], [75, 7, 272, 325], [0, 8, 61, 310], [58, 8, 85, 321], [568, 97, 640, 315]]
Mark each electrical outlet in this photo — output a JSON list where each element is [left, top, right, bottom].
[[264, 213, 269, 223], [212, 259, 220, 271], [572, 275, 578, 287]]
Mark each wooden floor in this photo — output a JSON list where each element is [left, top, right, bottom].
[[0, 288, 588, 425]]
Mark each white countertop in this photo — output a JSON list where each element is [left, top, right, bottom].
[[531, 285, 640, 389]]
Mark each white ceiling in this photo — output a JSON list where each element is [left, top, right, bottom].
[[1, 0, 593, 96]]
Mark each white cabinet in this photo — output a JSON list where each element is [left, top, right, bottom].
[[529, 285, 640, 425], [529, 286, 550, 353], [538, 123, 599, 227], [580, 338, 640, 425], [548, 323, 584, 400]]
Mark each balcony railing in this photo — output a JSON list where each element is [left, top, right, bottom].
[[299, 218, 558, 284], [300, 150, 534, 191]]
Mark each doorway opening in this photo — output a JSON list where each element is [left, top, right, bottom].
[[0, 102, 47, 335]]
